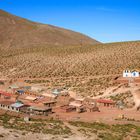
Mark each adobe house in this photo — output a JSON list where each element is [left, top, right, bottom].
[[42, 93, 57, 99], [86, 105, 100, 112], [56, 92, 74, 106], [75, 98, 85, 104], [10, 102, 27, 112], [69, 101, 86, 113], [76, 106, 86, 113], [0, 101, 28, 112], [31, 86, 44, 92], [28, 106, 52, 116], [96, 99, 116, 107], [25, 96, 37, 102], [60, 105, 76, 113], [0, 91, 12, 99], [43, 101, 57, 107], [84, 98, 96, 106], [9, 84, 19, 93], [0, 101, 15, 111]]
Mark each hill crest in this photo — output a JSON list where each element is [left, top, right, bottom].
[[0, 9, 100, 49]]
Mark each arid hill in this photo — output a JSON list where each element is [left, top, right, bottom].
[[0, 9, 100, 49], [0, 10, 140, 96], [0, 41, 140, 96], [1, 41, 140, 78]]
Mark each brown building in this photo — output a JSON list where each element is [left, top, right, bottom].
[[60, 105, 76, 113], [27, 106, 52, 116], [96, 99, 116, 107], [0, 91, 12, 99], [56, 92, 74, 106], [86, 105, 100, 112], [0, 101, 15, 111], [69, 101, 86, 113], [43, 101, 56, 107], [0, 101, 29, 112]]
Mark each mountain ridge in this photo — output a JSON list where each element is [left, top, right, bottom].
[[0, 9, 100, 49]]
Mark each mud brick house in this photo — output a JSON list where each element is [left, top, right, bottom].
[[60, 105, 76, 113], [9, 85, 19, 93], [84, 98, 100, 111], [24, 91, 38, 96], [42, 93, 57, 99], [31, 86, 44, 92], [0, 101, 15, 111], [96, 99, 116, 107], [27, 106, 52, 116], [69, 101, 86, 113], [86, 105, 100, 112], [56, 92, 74, 106], [84, 98, 96, 106], [10, 102, 28, 112], [25, 96, 37, 102], [0, 91, 12, 99], [75, 98, 85, 104], [43, 101, 56, 107], [0, 100, 28, 112]]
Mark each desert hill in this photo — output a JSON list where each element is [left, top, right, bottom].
[[0, 9, 100, 49], [1, 41, 140, 96], [1, 41, 140, 78], [0, 10, 140, 96]]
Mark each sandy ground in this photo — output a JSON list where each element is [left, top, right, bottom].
[[51, 107, 140, 125], [0, 126, 97, 140]]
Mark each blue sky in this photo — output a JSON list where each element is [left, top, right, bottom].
[[0, 0, 140, 43]]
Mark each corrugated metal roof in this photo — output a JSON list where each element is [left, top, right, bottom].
[[11, 102, 24, 108]]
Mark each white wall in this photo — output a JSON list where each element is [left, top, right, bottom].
[[123, 70, 139, 78]]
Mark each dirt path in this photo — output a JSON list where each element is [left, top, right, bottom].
[[63, 122, 97, 140]]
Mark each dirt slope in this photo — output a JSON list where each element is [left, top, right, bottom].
[[0, 9, 100, 49]]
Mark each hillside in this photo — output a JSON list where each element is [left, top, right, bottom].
[[0, 9, 100, 49], [0, 41, 140, 96], [1, 41, 140, 78], [0, 10, 140, 96]]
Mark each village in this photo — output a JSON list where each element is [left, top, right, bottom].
[[0, 69, 140, 123]]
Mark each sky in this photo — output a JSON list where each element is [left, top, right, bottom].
[[0, 0, 140, 43]]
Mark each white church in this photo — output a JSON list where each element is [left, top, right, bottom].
[[123, 70, 140, 78]]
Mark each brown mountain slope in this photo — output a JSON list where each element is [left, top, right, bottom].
[[0, 41, 140, 96], [0, 9, 100, 49], [1, 41, 140, 79]]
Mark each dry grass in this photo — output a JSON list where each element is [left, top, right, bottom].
[[1, 41, 140, 78], [1, 41, 140, 96], [0, 10, 99, 50]]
